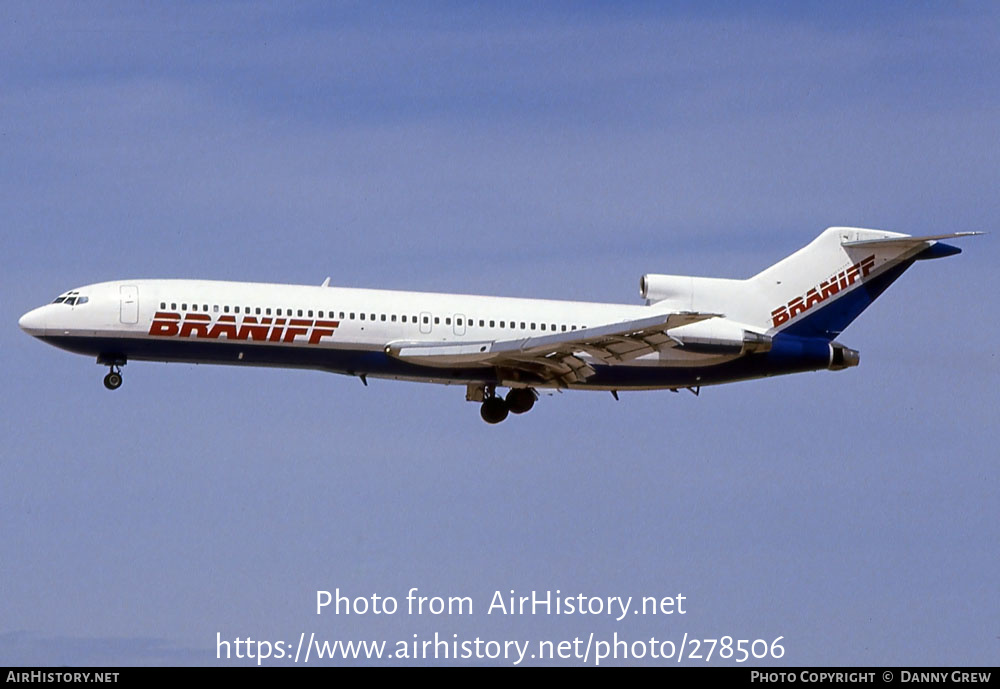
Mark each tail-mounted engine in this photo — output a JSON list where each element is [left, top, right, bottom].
[[667, 319, 772, 356], [829, 342, 860, 370]]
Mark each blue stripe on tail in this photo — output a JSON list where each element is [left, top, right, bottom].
[[780, 258, 916, 340]]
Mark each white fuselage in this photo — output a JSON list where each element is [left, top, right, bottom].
[[18, 278, 776, 391]]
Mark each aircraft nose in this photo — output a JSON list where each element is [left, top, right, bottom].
[[18, 306, 47, 335]]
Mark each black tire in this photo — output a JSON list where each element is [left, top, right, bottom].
[[103, 372, 123, 390], [506, 388, 536, 414], [480, 397, 509, 424]]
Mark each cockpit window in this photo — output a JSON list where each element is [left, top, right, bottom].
[[51, 292, 87, 306]]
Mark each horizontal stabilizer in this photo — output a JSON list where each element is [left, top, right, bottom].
[[841, 231, 982, 248]]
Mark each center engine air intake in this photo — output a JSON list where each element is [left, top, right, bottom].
[[640, 273, 691, 305]]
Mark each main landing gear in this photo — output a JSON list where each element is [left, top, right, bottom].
[[480, 395, 509, 424], [472, 385, 537, 424], [99, 355, 126, 390]]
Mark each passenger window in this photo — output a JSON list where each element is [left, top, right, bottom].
[[360, 313, 365, 320], [446, 317, 452, 326], [172, 303, 177, 310], [540, 323, 546, 331], [401, 315, 407, 323], [266, 308, 271, 315], [380, 314, 386, 322], [499, 321, 505, 328], [391, 315, 396, 322], [520, 322, 526, 329], [370, 314, 375, 321], [298, 310, 303, 317], [423, 316, 429, 324], [350, 313, 355, 319], [308, 310, 313, 317], [256, 308, 262, 315], [224, 306, 230, 313], [213, 305, 219, 313], [562, 325, 567, 332], [434, 317, 440, 324], [160, 302, 165, 309]]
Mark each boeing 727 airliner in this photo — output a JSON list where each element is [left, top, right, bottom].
[[19, 227, 978, 422]]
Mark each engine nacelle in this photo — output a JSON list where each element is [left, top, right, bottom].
[[639, 272, 747, 312], [667, 319, 771, 355], [640, 273, 692, 305], [829, 342, 860, 370]]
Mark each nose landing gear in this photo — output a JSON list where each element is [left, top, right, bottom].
[[98, 354, 126, 390]]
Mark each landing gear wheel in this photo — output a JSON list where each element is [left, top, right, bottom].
[[506, 388, 536, 414], [103, 371, 123, 390], [480, 396, 509, 424]]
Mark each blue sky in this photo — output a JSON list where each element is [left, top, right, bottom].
[[2, 1, 997, 666]]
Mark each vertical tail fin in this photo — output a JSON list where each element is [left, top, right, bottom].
[[749, 227, 972, 339], [642, 227, 975, 341]]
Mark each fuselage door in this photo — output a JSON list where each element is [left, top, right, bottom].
[[419, 311, 432, 335], [120, 285, 139, 324], [453, 313, 467, 337]]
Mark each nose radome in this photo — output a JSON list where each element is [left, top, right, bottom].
[[18, 306, 47, 334]]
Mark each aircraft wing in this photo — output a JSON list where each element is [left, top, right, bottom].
[[386, 311, 719, 385]]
